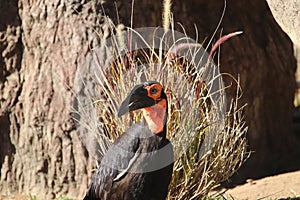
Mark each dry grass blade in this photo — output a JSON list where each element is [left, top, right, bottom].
[[167, 81, 249, 199]]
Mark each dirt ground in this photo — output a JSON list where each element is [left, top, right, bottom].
[[1, 170, 300, 199], [224, 170, 300, 199]]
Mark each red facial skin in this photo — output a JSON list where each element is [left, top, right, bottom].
[[143, 84, 167, 134]]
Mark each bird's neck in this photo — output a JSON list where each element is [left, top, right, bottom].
[[142, 99, 167, 135]]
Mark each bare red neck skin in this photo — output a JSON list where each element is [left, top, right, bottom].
[[142, 99, 166, 134]]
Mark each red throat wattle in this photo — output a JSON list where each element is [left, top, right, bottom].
[[142, 99, 167, 134]]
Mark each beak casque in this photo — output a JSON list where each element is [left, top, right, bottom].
[[117, 84, 156, 117]]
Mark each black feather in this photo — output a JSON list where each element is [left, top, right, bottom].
[[84, 123, 173, 200]]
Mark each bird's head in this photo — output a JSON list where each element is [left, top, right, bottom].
[[118, 81, 168, 134]]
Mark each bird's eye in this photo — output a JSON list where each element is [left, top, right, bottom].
[[150, 88, 157, 94]]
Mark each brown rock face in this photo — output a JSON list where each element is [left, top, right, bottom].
[[0, 0, 22, 194], [0, 0, 108, 199]]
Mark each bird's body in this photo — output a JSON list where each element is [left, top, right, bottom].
[[84, 81, 174, 200]]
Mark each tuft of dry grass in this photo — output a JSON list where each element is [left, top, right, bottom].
[[72, 1, 249, 198], [73, 24, 249, 199], [167, 87, 249, 199]]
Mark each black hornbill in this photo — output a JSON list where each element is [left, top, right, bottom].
[[84, 81, 174, 200]]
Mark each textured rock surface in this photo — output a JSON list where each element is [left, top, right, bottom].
[[0, 0, 107, 199], [266, 0, 300, 84], [0, 0, 22, 195], [266, 0, 300, 46]]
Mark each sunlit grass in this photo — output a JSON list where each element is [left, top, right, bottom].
[[72, 23, 250, 199], [71, 0, 249, 198]]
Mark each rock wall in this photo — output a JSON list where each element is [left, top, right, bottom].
[[266, 0, 300, 46], [0, 0, 107, 198]]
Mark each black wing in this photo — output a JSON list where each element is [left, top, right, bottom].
[[84, 124, 144, 199]]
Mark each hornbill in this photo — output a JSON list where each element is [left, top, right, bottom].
[[84, 81, 174, 200]]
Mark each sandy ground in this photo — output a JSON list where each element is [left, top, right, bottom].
[[1, 170, 300, 199], [0, 194, 29, 200], [224, 170, 300, 199]]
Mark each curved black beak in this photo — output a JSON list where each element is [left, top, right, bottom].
[[117, 84, 155, 117]]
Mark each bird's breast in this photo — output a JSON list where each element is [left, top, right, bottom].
[[142, 99, 167, 134]]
